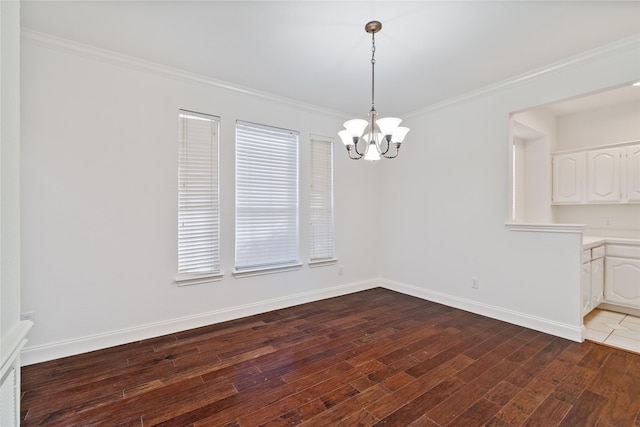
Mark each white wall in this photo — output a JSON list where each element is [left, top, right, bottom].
[[553, 204, 640, 237], [20, 29, 640, 363], [20, 35, 381, 364], [379, 37, 640, 340], [556, 100, 640, 150]]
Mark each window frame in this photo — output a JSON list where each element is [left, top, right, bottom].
[[176, 110, 223, 286], [309, 136, 337, 267], [234, 120, 301, 277]]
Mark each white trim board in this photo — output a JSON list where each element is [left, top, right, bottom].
[[20, 29, 346, 119], [22, 30, 640, 122], [20, 280, 379, 366], [380, 279, 584, 343], [404, 34, 640, 119], [21, 278, 584, 366]]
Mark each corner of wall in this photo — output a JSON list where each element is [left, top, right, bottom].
[[380, 278, 583, 343]]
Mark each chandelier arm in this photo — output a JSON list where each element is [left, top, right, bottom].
[[346, 145, 364, 160], [382, 143, 401, 159], [379, 136, 392, 155], [353, 139, 365, 157]]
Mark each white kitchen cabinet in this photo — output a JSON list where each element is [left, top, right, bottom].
[[552, 152, 583, 204], [586, 147, 621, 203], [604, 244, 640, 309], [552, 142, 639, 205], [581, 245, 605, 316], [626, 145, 640, 202]]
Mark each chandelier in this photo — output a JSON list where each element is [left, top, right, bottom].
[[338, 21, 409, 161]]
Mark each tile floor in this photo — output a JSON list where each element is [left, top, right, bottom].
[[584, 308, 640, 354]]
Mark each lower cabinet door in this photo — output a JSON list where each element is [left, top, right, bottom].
[[591, 257, 604, 308], [582, 261, 592, 315], [604, 256, 640, 309]]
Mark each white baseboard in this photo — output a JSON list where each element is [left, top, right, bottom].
[[20, 280, 379, 366], [380, 278, 583, 343], [21, 278, 584, 366], [598, 303, 640, 317]]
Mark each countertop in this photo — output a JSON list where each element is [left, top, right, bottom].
[[583, 235, 640, 249]]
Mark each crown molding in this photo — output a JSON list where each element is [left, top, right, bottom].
[[21, 29, 347, 119], [20, 29, 640, 123], [404, 34, 640, 119]]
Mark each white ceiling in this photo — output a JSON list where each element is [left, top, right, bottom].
[[20, 1, 640, 117]]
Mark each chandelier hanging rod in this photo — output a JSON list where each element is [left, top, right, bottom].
[[368, 21, 378, 113]]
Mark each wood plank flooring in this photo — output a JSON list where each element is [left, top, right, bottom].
[[21, 288, 640, 426]]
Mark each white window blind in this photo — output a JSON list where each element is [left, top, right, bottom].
[[309, 137, 335, 261], [178, 110, 220, 278], [235, 121, 299, 271]]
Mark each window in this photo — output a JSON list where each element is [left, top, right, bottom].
[[177, 110, 221, 285], [235, 121, 300, 274], [309, 137, 335, 264]]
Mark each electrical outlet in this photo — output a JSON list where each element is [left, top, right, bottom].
[[21, 311, 35, 323], [338, 265, 344, 275], [472, 277, 479, 289]]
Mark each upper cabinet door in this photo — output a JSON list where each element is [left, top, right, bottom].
[[552, 152, 583, 204], [586, 148, 621, 203], [552, 143, 639, 205], [626, 145, 640, 202]]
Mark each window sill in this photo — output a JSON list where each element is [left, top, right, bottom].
[[233, 263, 302, 279], [308, 258, 338, 268], [175, 272, 224, 287]]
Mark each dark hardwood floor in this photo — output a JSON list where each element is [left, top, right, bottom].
[[21, 288, 640, 426]]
